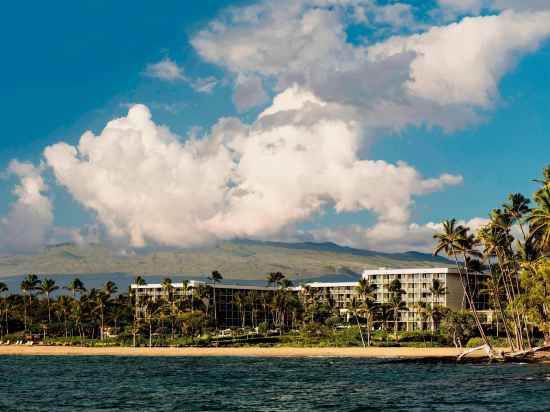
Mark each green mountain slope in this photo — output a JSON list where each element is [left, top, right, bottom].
[[0, 240, 451, 281]]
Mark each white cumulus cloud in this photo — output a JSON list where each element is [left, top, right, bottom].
[[145, 58, 185, 81], [44, 91, 461, 248], [308, 217, 489, 253], [191, 1, 550, 132], [145, 58, 219, 93], [368, 10, 550, 107], [0, 161, 53, 254]]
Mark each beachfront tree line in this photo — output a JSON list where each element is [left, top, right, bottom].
[[433, 165, 550, 360], [0, 270, 456, 346]]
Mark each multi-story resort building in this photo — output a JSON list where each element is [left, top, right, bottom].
[[362, 267, 488, 330], [132, 280, 278, 328], [131, 267, 487, 331]]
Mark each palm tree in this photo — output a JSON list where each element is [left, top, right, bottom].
[[20, 274, 39, 333], [480, 272, 512, 344], [208, 271, 223, 328], [267, 272, 285, 288], [359, 298, 378, 346], [246, 290, 259, 328], [355, 278, 377, 345], [0, 282, 7, 338], [348, 296, 366, 348], [161, 278, 173, 302], [413, 301, 430, 332], [55, 295, 72, 341], [234, 292, 247, 328], [389, 296, 407, 336], [356, 278, 376, 301], [71, 299, 85, 344], [94, 291, 110, 340], [503, 193, 530, 240], [527, 187, 550, 253], [430, 279, 447, 304], [103, 280, 118, 297], [64, 278, 86, 299], [433, 219, 493, 354], [281, 278, 293, 289], [429, 279, 448, 332], [134, 276, 146, 286], [37, 278, 59, 322]]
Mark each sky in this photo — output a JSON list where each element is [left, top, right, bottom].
[[0, 0, 549, 254]]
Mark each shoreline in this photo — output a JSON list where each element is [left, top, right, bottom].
[[0, 345, 508, 359], [2, 345, 547, 363]]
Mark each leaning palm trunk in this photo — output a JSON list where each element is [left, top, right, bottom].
[[487, 260, 515, 350], [451, 249, 496, 358], [494, 249, 528, 351], [355, 313, 366, 348]]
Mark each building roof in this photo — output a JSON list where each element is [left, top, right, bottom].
[[130, 281, 277, 291], [362, 267, 459, 276], [302, 282, 359, 288]]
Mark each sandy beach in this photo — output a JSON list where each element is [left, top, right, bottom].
[[0, 345, 495, 358]]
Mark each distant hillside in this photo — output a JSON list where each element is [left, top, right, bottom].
[[0, 239, 451, 283]]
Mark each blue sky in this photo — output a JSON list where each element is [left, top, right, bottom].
[[0, 0, 549, 254]]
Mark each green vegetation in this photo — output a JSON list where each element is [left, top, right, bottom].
[[433, 165, 550, 358]]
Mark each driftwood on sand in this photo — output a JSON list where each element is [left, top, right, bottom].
[[457, 344, 550, 362]]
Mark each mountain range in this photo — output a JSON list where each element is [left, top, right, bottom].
[[0, 239, 451, 290]]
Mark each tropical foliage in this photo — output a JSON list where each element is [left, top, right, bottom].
[[434, 165, 550, 357]]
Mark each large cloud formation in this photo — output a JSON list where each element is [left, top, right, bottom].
[[0, 161, 53, 254], [32, 0, 550, 252], [44, 87, 461, 248], [191, 1, 550, 131]]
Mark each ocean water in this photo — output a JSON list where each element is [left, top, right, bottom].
[[1, 356, 549, 411]]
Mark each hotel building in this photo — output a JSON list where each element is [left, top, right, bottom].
[[131, 267, 487, 330]]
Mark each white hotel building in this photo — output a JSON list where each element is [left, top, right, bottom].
[[131, 267, 486, 330]]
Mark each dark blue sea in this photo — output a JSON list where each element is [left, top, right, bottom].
[[1, 356, 549, 411]]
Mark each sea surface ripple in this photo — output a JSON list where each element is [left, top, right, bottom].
[[1, 356, 549, 411]]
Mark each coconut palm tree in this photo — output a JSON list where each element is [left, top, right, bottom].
[[355, 278, 377, 344], [527, 187, 550, 253], [234, 292, 247, 328], [359, 298, 378, 346], [94, 291, 110, 340], [208, 271, 223, 328], [55, 295, 72, 341], [71, 299, 85, 344], [429, 279, 447, 305], [64, 278, 86, 299], [356, 278, 377, 302], [134, 276, 146, 286], [281, 278, 293, 289], [389, 297, 407, 336], [20, 274, 39, 333], [428, 278, 447, 332], [246, 290, 259, 328], [413, 301, 430, 332], [433, 219, 493, 353], [161, 278, 173, 302], [37, 278, 59, 322], [267, 272, 285, 288], [348, 296, 366, 348], [103, 280, 118, 297], [503, 193, 530, 240], [0, 282, 7, 338]]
